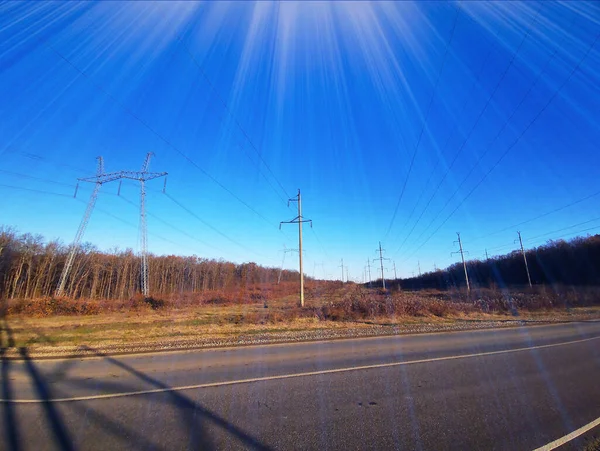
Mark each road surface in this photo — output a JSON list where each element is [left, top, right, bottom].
[[1, 320, 599, 450]]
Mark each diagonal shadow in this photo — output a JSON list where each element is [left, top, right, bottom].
[[1, 318, 21, 451], [2, 315, 273, 451], [3, 318, 168, 451], [19, 345, 76, 451], [64, 392, 168, 451], [82, 346, 273, 451]]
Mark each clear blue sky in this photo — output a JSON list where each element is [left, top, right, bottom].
[[1, 1, 599, 280]]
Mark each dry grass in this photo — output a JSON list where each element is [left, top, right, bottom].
[[2, 284, 600, 353]]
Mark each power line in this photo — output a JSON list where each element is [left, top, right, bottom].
[[117, 194, 221, 253], [45, 42, 280, 230], [310, 226, 332, 263], [401, 27, 600, 263], [470, 188, 600, 243], [525, 217, 600, 244], [0, 182, 72, 198], [384, 5, 460, 240], [400, 12, 577, 255], [471, 217, 600, 259], [8, 150, 89, 174], [163, 192, 268, 259], [389, 45, 495, 253], [393, 6, 542, 255], [175, 30, 291, 202], [0, 168, 75, 188]]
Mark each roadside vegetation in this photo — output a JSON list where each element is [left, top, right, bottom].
[[2, 226, 600, 355]]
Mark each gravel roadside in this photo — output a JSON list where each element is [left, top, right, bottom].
[[3, 317, 594, 360]]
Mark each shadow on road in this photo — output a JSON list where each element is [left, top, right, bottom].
[[1, 318, 20, 451], [0, 317, 272, 451], [80, 345, 273, 451]]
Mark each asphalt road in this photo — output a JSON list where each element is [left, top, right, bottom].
[[1, 321, 599, 450]]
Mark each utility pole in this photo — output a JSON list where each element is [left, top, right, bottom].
[[339, 259, 345, 283], [366, 260, 372, 288], [280, 189, 312, 307], [485, 249, 489, 261], [373, 241, 389, 290], [346, 267, 349, 283], [56, 153, 167, 297], [452, 232, 470, 293], [516, 231, 532, 288], [392, 261, 398, 280], [418, 261, 421, 277]]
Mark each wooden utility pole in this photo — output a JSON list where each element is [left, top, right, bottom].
[[452, 232, 470, 293], [280, 189, 312, 307], [516, 231, 532, 288]]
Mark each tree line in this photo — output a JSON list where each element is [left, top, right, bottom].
[[397, 235, 600, 291], [0, 227, 300, 300]]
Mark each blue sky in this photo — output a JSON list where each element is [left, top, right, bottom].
[[1, 1, 599, 280]]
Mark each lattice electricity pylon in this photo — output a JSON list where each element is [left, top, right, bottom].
[[56, 156, 109, 297], [132, 152, 167, 297], [55, 153, 167, 298]]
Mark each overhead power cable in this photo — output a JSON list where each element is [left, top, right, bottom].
[[45, 43, 279, 230], [401, 29, 600, 263], [0, 182, 72, 198], [117, 194, 221, 253], [0, 168, 75, 188], [403, 12, 578, 255], [394, 6, 542, 255], [524, 216, 600, 243], [390, 46, 494, 252], [163, 192, 269, 259], [176, 29, 291, 202], [384, 5, 460, 239], [471, 188, 600, 243]]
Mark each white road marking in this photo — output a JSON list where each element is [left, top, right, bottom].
[[1, 335, 598, 404], [533, 416, 600, 450]]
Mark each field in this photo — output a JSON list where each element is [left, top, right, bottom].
[[2, 283, 600, 358]]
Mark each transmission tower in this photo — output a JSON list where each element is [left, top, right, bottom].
[[56, 153, 167, 297], [56, 157, 109, 297], [339, 259, 345, 283], [280, 189, 312, 307], [278, 245, 299, 284], [136, 153, 168, 297]]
